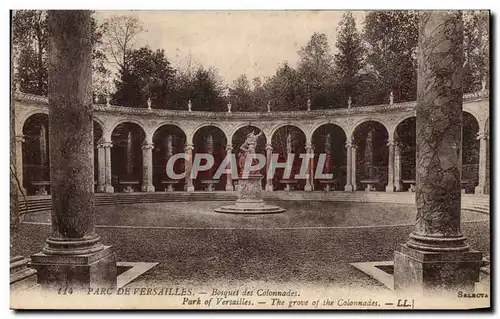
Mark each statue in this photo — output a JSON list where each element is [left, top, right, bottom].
[[227, 102, 232, 113], [307, 98, 311, 111], [238, 130, 263, 175], [348, 96, 352, 109], [389, 92, 394, 105], [106, 95, 111, 107], [147, 97, 152, 110], [267, 101, 271, 113], [188, 100, 192, 112]]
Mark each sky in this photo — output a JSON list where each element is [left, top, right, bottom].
[[96, 10, 366, 86]]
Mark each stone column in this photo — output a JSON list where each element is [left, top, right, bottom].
[[351, 144, 357, 191], [474, 131, 489, 194], [225, 144, 234, 191], [394, 11, 481, 294], [265, 143, 273, 191], [344, 141, 353, 191], [385, 139, 395, 192], [304, 143, 313, 191], [96, 140, 106, 193], [141, 142, 155, 192], [14, 135, 26, 195], [394, 141, 402, 191], [30, 11, 116, 290], [185, 143, 195, 192], [103, 141, 114, 193]]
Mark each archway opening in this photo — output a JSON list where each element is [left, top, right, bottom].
[[111, 122, 146, 192], [311, 124, 347, 191], [232, 125, 267, 188], [153, 125, 187, 191], [353, 121, 388, 191], [271, 125, 306, 191], [192, 126, 227, 191], [462, 112, 480, 193], [93, 121, 103, 191], [395, 117, 416, 191], [22, 113, 50, 195]]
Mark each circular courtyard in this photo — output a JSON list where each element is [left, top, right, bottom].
[[16, 200, 489, 289]]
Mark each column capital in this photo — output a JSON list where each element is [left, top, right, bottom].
[[185, 143, 194, 151], [97, 141, 112, 148], [477, 131, 489, 140], [265, 143, 273, 151], [305, 143, 313, 151], [15, 135, 25, 143], [345, 142, 352, 148], [141, 142, 154, 150], [387, 139, 395, 147], [225, 144, 233, 152]]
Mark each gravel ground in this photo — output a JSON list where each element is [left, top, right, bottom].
[[13, 201, 490, 289]]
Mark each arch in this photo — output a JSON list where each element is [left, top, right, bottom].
[[192, 125, 228, 191], [228, 122, 267, 144], [22, 113, 50, 195], [311, 123, 348, 191], [152, 124, 188, 192], [391, 114, 416, 140], [109, 118, 149, 140], [310, 122, 348, 142], [269, 123, 307, 143], [190, 122, 229, 145], [463, 110, 480, 128], [151, 121, 187, 139], [22, 112, 49, 133], [111, 122, 147, 191], [352, 120, 390, 191], [349, 118, 391, 142], [92, 116, 107, 133]]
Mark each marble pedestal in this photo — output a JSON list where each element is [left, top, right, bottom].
[[394, 244, 482, 294], [10, 256, 38, 291], [215, 174, 285, 214], [30, 246, 117, 290]]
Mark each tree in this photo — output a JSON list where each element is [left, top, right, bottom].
[[102, 15, 144, 72], [113, 47, 176, 108], [296, 32, 334, 107], [168, 65, 226, 112], [229, 74, 253, 111], [251, 77, 267, 111], [362, 11, 419, 104], [12, 10, 111, 97], [463, 11, 489, 93], [334, 12, 365, 105], [263, 62, 306, 111], [12, 10, 48, 95]]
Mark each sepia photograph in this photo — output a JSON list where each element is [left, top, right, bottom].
[[9, 9, 491, 310]]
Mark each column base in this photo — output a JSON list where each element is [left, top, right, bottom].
[[265, 183, 273, 192], [96, 185, 105, 193], [395, 182, 402, 192], [385, 184, 394, 192], [225, 184, 234, 191], [304, 184, 312, 192], [474, 185, 487, 195], [103, 185, 114, 193], [10, 256, 38, 291], [344, 184, 353, 192], [394, 244, 482, 295], [186, 185, 195, 192], [30, 245, 117, 291], [141, 185, 155, 192]]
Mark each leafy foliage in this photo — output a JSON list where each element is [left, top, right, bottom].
[[113, 47, 176, 108]]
